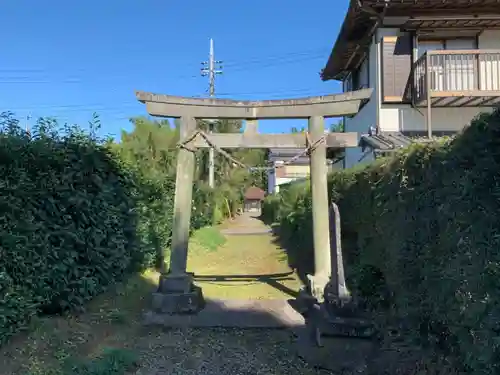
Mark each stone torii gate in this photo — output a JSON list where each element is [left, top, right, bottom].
[[136, 89, 372, 314]]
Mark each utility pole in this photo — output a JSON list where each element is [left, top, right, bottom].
[[26, 114, 32, 136], [201, 38, 223, 188]]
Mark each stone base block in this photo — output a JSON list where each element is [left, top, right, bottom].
[[158, 272, 195, 294], [151, 285, 205, 314]]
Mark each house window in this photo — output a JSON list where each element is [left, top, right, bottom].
[[417, 38, 476, 57], [417, 40, 444, 58], [352, 57, 369, 90], [343, 73, 353, 93], [381, 35, 413, 103], [343, 56, 369, 93]]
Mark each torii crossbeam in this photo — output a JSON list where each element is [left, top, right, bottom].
[[135, 89, 373, 314]]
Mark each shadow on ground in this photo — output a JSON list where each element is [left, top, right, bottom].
[[0, 266, 421, 375], [143, 279, 381, 373], [194, 271, 299, 298], [257, 215, 314, 286], [130, 274, 371, 374], [1, 269, 337, 375]]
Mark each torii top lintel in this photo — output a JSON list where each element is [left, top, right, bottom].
[[135, 89, 373, 119]]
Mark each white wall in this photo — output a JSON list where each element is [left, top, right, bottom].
[[344, 34, 379, 169], [381, 106, 492, 132], [274, 177, 307, 193], [479, 30, 500, 90], [479, 30, 500, 49]]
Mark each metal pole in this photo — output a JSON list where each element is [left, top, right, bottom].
[[425, 53, 432, 139], [26, 114, 32, 135], [208, 39, 215, 188], [201, 38, 223, 188]]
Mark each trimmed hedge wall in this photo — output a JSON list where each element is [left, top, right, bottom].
[[263, 109, 500, 373], [0, 117, 214, 344]]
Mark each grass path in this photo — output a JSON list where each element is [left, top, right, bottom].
[[0, 216, 322, 375], [186, 214, 302, 299]]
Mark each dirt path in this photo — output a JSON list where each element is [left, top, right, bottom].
[[0, 219, 328, 375]]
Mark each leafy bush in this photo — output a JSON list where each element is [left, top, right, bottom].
[[261, 194, 280, 223], [0, 113, 221, 344], [274, 109, 500, 373], [0, 116, 141, 342]]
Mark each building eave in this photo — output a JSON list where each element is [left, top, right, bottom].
[[321, 0, 500, 82]]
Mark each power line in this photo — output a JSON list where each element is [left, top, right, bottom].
[[0, 47, 329, 74], [6, 103, 140, 114], [0, 56, 326, 85], [0, 72, 200, 84], [5, 87, 332, 115], [220, 47, 329, 68], [216, 87, 333, 97], [0, 47, 329, 84], [225, 55, 326, 73], [5, 83, 334, 112]]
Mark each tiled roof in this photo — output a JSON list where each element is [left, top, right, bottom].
[[359, 132, 413, 152], [359, 131, 455, 157], [244, 186, 265, 200], [268, 147, 342, 165]]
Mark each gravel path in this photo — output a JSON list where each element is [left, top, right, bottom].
[[134, 328, 331, 375], [133, 215, 323, 374]]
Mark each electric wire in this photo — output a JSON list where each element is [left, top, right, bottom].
[[0, 47, 330, 84], [2, 47, 333, 120], [5, 86, 334, 114]]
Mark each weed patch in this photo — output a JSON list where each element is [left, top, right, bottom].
[[191, 227, 226, 252]]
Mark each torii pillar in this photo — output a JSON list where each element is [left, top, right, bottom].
[[136, 89, 373, 314]]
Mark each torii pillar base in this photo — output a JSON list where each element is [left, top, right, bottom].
[[151, 273, 205, 314]]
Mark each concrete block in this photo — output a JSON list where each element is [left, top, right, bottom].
[[158, 273, 194, 294], [151, 285, 204, 314]]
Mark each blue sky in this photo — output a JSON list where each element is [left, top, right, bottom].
[[0, 0, 347, 139]]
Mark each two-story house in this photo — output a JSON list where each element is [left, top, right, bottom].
[[321, 0, 500, 168]]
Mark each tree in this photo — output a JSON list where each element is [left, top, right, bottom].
[[119, 116, 267, 212], [291, 126, 306, 133], [118, 117, 179, 177], [330, 118, 344, 132], [195, 119, 268, 192]]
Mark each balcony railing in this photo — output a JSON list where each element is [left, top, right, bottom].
[[412, 50, 500, 106]]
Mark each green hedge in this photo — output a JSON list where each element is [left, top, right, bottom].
[[0, 115, 214, 344], [261, 193, 280, 223], [269, 109, 500, 373]]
